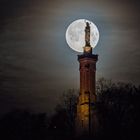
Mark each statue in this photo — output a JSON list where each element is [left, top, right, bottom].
[[85, 22, 91, 46]]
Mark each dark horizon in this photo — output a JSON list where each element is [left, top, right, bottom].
[[0, 0, 140, 116]]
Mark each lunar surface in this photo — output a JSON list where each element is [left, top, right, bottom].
[[66, 19, 99, 52]]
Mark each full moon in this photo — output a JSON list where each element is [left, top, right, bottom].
[[66, 19, 99, 52]]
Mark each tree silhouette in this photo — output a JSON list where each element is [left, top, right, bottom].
[[0, 80, 139, 140], [48, 89, 78, 139], [96, 78, 140, 140]]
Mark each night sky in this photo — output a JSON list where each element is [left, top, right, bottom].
[[0, 0, 140, 116]]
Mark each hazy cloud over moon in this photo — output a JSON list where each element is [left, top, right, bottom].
[[0, 0, 140, 115]]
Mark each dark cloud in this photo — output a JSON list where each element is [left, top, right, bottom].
[[0, 0, 140, 116]]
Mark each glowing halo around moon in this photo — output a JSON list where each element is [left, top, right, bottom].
[[65, 19, 99, 52]]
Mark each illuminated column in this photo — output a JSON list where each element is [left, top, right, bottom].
[[76, 22, 98, 136]]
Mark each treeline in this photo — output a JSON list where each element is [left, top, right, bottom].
[[0, 78, 140, 140], [96, 78, 140, 140]]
